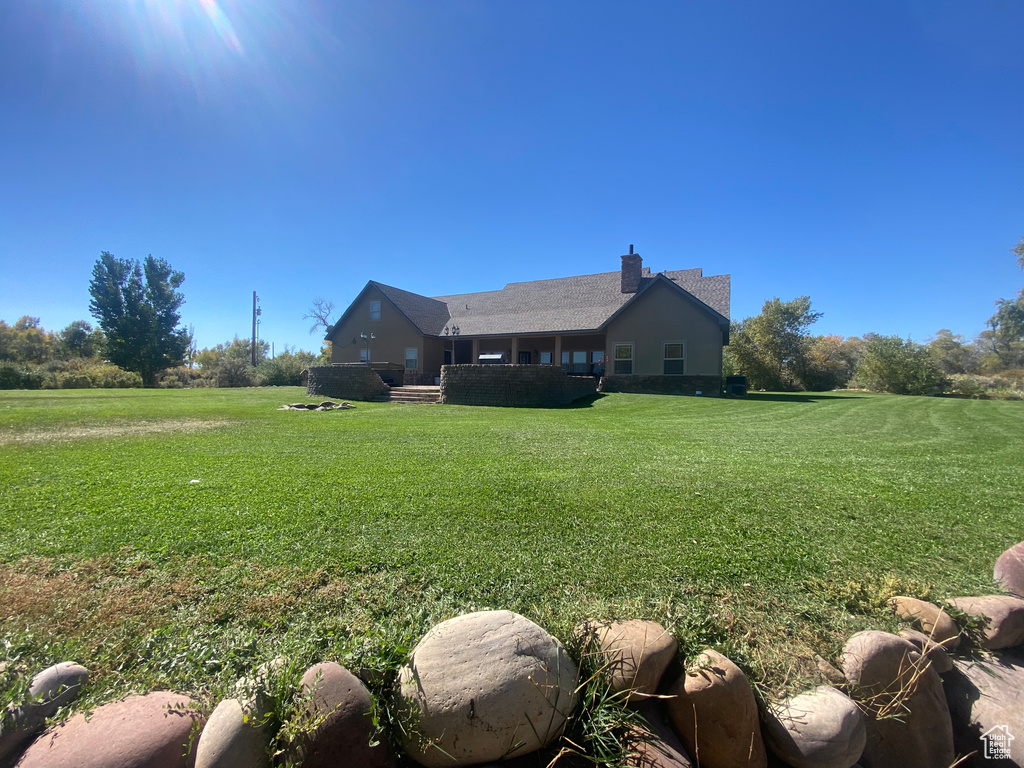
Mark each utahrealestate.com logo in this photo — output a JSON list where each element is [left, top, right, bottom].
[[981, 725, 1015, 760]]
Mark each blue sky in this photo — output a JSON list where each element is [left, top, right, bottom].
[[1, 1, 1021, 355]]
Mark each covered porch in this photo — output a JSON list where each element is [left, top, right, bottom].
[[443, 333, 608, 376]]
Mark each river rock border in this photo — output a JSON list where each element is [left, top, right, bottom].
[[4, 541, 1024, 768]]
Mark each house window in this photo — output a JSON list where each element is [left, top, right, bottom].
[[664, 342, 686, 375], [540, 351, 553, 365], [405, 348, 418, 370], [369, 300, 381, 321], [561, 351, 570, 372], [613, 343, 633, 375], [572, 350, 587, 374], [591, 351, 605, 375], [360, 348, 370, 363]]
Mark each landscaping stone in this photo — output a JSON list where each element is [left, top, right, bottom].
[[575, 620, 677, 701], [995, 541, 1024, 598], [398, 610, 578, 767], [624, 701, 693, 767], [15, 692, 202, 768], [293, 662, 392, 768], [665, 649, 767, 768], [815, 655, 847, 685], [943, 651, 1024, 767], [762, 685, 865, 768], [840, 631, 954, 768], [888, 597, 961, 649], [897, 629, 953, 674], [0, 662, 89, 764], [195, 698, 270, 768], [946, 595, 1024, 650]]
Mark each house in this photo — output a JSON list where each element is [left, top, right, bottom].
[[325, 248, 730, 395]]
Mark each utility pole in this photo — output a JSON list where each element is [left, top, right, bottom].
[[251, 291, 262, 366]]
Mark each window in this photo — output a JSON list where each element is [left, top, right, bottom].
[[613, 343, 633, 375], [591, 351, 605, 375], [369, 300, 381, 321], [540, 351, 553, 365], [561, 351, 570, 372], [360, 348, 370, 363], [664, 342, 686, 375], [405, 348, 418, 370], [572, 350, 587, 374]]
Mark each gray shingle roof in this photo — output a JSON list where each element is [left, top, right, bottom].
[[343, 265, 731, 339], [433, 268, 730, 337]]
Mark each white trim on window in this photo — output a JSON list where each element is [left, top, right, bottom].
[[663, 341, 686, 375], [369, 300, 381, 321], [405, 347, 418, 370]]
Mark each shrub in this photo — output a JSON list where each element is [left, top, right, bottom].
[[946, 372, 1024, 400], [157, 366, 208, 389], [214, 357, 262, 388], [853, 336, 948, 396], [0, 362, 44, 390]]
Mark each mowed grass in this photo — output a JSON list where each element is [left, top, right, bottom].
[[1, 387, 1022, 714]]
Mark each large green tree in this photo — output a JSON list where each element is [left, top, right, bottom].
[[854, 335, 947, 395], [728, 296, 823, 390], [88, 252, 189, 384], [980, 237, 1024, 369]]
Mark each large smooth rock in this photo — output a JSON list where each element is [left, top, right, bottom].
[[944, 652, 1024, 767], [294, 662, 392, 768], [624, 702, 693, 767], [763, 686, 865, 768], [996, 542, 1024, 598], [665, 649, 767, 768], [576, 620, 677, 702], [195, 698, 271, 768], [840, 631, 954, 768], [888, 597, 961, 649], [15, 692, 202, 768], [399, 610, 578, 767], [0, 662, 89, 763], [897, 629, 953, 674], [947, 595, 1024, 650]]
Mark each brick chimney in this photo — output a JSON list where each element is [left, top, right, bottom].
[[621, 245, 642, 293]]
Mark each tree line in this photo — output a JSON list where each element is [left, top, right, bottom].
[[0, 252, 325, 390], [726, 238, 1024, 398]]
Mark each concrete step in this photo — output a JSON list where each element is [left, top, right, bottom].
[[387, 386, 441, 404]]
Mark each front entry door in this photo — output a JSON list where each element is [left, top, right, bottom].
[[518, 351, 532, 364]]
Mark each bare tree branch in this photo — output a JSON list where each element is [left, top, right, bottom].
[[303, 297, 336, 335]]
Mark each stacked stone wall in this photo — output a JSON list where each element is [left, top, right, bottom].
[[306, 365, 389, 401], [440, 365, 597, 407], [599, 374, 722, 396]]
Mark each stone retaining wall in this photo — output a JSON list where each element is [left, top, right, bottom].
[[440, 365, 598, 407], [305, 365, 389, 401], [599, 374, 722, 396]]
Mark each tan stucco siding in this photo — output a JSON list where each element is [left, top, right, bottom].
[[604, 281, 724, 376], [331, 286, 423, 366]]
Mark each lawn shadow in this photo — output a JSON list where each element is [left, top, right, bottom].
[[558, 393, 607, 409], [733, 392, 865, 404]]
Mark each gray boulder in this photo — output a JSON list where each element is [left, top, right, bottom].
[[947, 595, 1024, 650], [944, 652, 1024, 767], [996, 542, 1024, 598], [0, 661, 88, 764], [399, 610, 578, 767], [15, 692, 202, 768], [897, 629, 953, 674], [763, 685, 865, 768], [195, 698, 271, 768], [841, 631, 954, 768]]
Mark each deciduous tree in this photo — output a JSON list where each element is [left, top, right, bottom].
[[728, 296, 823, 390], [88, 252, 189, 385]]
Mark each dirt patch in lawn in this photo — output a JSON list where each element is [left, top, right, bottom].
[[0, 419, 231, 446]]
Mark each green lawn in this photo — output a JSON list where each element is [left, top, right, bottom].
[[1, 388, 1022, 715]]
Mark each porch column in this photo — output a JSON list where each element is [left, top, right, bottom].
[[510, 337, 519, 364], [472, 338, 480, 363], [554, 335, 562, 367]]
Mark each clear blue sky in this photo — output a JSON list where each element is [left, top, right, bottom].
[[1, 1, 1021, 355]]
